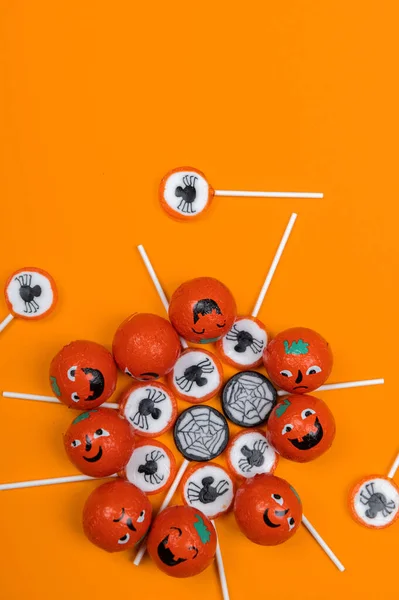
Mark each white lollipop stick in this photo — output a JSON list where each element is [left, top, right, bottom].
[[252, 213, 297, 317], [277, 378, 385, 396], [0, 313, 14, 333], [388, 452, 399, 479], [2, 390, 119, 409], [212, 520, 230, 600], [215, 190, 323, 199], [133, 458, 190, 566], [0, 473, 117, 491], [137, 244, 188, 349], [301, 514, 345, 572]]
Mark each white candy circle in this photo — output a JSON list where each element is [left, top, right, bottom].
[[228, 431, 277, 478], [172, 350, 221, 401], [6, 270, 55, 318], [220, 318, 267, 367], [162, 170, 210, 217], [353, 477, 399, 528], [125, 444, 172, 494], [122, 384, 175, 436], [182, 464, 234, 518]]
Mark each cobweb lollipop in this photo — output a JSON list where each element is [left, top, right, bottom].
[[0, 267, 57, 333], [120, 439, 177, 495], [349, 451, 399, 529], [222, 371, 277, 427], [216, 213, 297, 369], [226, 429, 278, 480], [159, 167, 323, 221], [118, 381, 177, 437]]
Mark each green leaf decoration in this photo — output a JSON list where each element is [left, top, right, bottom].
[[290, 485, 302, 504], [283, 339, 309, 355], [72, 410, 97, 425], [275, 399, 291, 418], [194, 514, 211, 544], [50, 376, 61, 397]]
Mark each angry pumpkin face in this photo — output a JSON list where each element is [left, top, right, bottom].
[[147, 505, 217, 578], [266, 395, 336, 462], [83, 479, 152, 552], [234, 474, 302, 545], [64, 409, 135, 477], [168, 277, 237, 344], [49, 340, 117, 409], [263, 327, 333, 393]]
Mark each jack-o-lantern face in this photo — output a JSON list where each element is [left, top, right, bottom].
[[147, 506, 217, 578], [263, 327, 333, 393], [169, 277, 237, 344], [234, 474, 302, 545], [83, 480, 152, 552], [112, 313, 181, 381], [266, 395, 336, 462], [64, 409, 135, 477], [49, 340, 117, 409]]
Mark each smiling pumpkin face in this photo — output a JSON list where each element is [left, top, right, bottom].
[[266, 395, 336, 462], [64, 409, 135, 477], [83, 479, 152, 552], [234, 474, 302, 545], [169, 277, 237, 344], [147, 505, 217, 578], [263, 327, 333, 393]]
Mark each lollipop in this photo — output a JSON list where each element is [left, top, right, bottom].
[[0, 267, 57, 333], [349, 451, 399, 529], [226, 429, 278, 480], [267, 395, 336, 463], [64, 409, 135, 477], [83, 479, 152, 552], [221, 371, 276, 427], [112, 313, 180, 381], [49, 340, 117, 409], [181, 463, 234, 520], [118, 381, 177, 437], [216, 213, 297, 369], [169, 277, 237, 344], [159, 166, 323, 221], [147, 505, 217, 578], [121, 439, 177, 495]]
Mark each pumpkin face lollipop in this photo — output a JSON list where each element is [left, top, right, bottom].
[[4, 267, 57, 320], [121, 439, 177, 495], [119, 381, 177, 437], [83, 479, 152, 552], [181, 463, 234, 520], [112, 313, 180, 381], [169, 277, 237, 344], [49, 340, 117, 409], [64, 409, 135, 477], [147, 506, 217, 577], [167, 348, 223, 403], [267, 395, 336, 463], [263, 327, 333, 393], [234, 474, 302, 545], [226, 430, 278, 480], [216, 316, 268, 370]]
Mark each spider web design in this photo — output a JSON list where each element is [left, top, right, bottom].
[[224, 374, 275, 426], [175, 407, 228, 461]]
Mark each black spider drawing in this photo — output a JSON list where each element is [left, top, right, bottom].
[[225, 323, 264, 354], [175, 175, 198, 214], [175, 358, 215, 392], [138, 450, 165, 485], [238, 439, 268, 473], [187, 476, 230, 504], [129, 388, 166, 430], [15, 274, 42, 314], [360, 482, 396, 519]]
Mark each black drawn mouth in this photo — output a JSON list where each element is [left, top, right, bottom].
[[263, 508, 288, 528], [288, 417, 324, 450], [157, 536, 188, 566], [192, 328, 205, 335], [293, 385, 308, 390], [139, 372, 159, 380], [83, 447, 103, 462]]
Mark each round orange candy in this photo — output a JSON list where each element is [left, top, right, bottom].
[[169, 277, 237, 344], [349, 475, 399, 529], [266, 395, 336, 463], [64, 409, 135, 477], [83, 479, 152, 552], [112, 313, 181, 381], [234, 473, 302, 545], [263, 327, 333, 393], [216, 315, 268, 369], [5, 267, 57, 320], [147, 505, 217, 578], [49, 340, 117, 409], [159, 166, 215, 221]]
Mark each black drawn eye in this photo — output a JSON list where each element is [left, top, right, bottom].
[[301, 408, 315, 419], [171, 527, 182, 536], [71, 392, 80, 402], [216, 321, 226, 329], [288, 517, 295, 531], [306, 365, 321, 375], [124, 368, 133, 377], [71, 439, 81, 448], [67, 366, 77, 381], [280, 370, 293, 378], [137, 510, 145, 523], [272, 493, 284, 506], [282, 424, 293, 435], [93, 428, 110, 439], [118, 533, 130, 545]]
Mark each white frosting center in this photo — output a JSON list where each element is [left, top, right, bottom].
[[163, 170, 210, 217], [6, 270, 54, 317], [229, 431, 277, 478], [123, 385, 174, 435], [172, 351, 221, 399], [183, 464, 234, 518], [125, 444, 172, 493], [221, 318, 267, 366], [353, 478, 399, 527]]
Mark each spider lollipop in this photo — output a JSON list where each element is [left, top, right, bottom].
[[0, 267, 57, 333], [118, 381, 177, 437], [120, 439, 177, 495], [226, 429, 278, 481], [181, 463, 234, 520]]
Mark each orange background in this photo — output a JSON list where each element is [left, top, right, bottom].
[[0, 2, 397, 599]]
